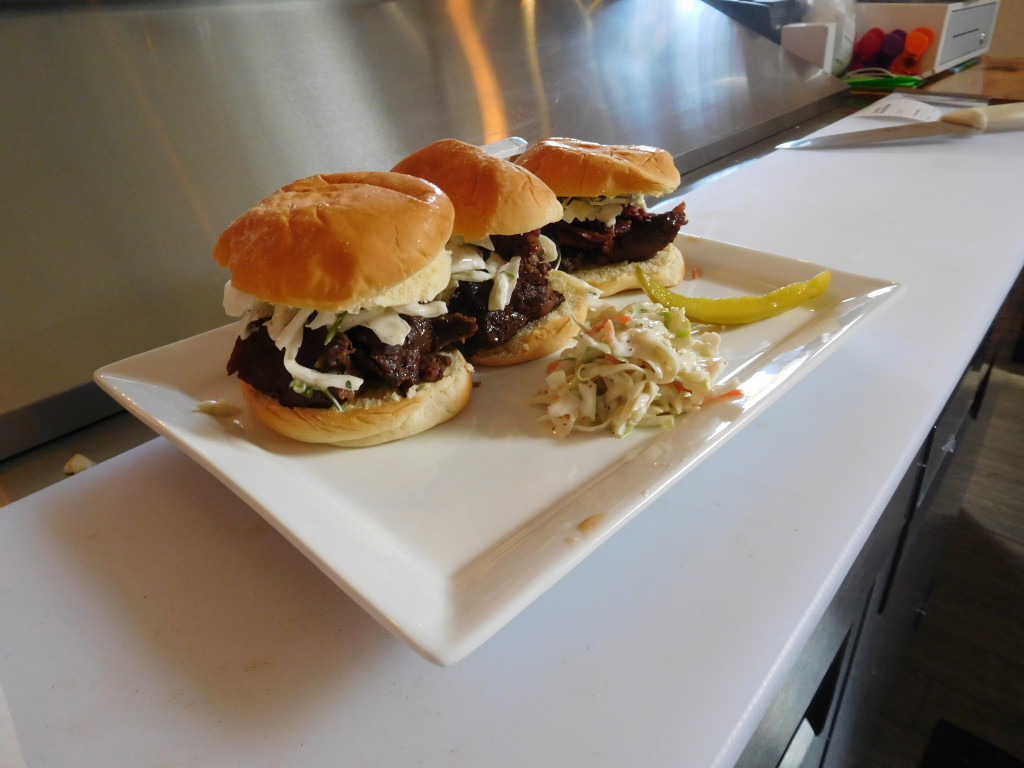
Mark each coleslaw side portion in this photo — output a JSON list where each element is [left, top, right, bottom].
[[533, 300, 735, 438]]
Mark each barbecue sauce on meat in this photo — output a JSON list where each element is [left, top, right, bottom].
[[227, 313, 477, 408], [446, 231, 564, 356], [228, 230, 566, 407], [542, 202, 687, 273]]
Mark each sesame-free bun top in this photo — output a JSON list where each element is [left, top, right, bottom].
[[515, 138, 681, 198], [392, 139, 563, 242], [212, 171, 455, 312]]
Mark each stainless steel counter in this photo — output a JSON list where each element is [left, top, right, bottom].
[[0, 0, 846, 460]]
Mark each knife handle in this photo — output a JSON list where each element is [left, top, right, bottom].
[[941, 102, 1024, 132]]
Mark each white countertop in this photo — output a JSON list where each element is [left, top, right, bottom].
[[2, 98, 1023, 768]]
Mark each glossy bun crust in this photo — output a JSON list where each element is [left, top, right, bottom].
[[515, 138, 681, 198], [212, 171, 455, 312], [239, 351, 474, 448], [392, 139, 563, 241]]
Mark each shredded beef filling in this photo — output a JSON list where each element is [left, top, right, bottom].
[[445, 231, 564, 356], [227, 312, 477, 409], [541, 202, 687, 274]]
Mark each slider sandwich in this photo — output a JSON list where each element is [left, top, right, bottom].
[[213, 171, 477, 447], [514, 138, 688, 296], [393, 139, 591, 366]]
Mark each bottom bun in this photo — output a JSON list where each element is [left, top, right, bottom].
[[471, 270, 593, 367], [239, 351, 474, 447], [570, 242, 684, 297]]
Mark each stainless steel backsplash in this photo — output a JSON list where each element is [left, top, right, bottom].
[[0, 0, 846, 458]]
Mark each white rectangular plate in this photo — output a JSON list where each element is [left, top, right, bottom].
[[95, 235, 900, 665]]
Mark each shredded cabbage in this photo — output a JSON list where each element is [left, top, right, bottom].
[[445, 236, 527, 310], [221, 280, 450, 406], [532, 301, 728, 438], [445, 233, 560, 309], [559, 193, 647, 227]]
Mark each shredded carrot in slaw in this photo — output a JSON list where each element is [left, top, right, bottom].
[[532, 301, 733, 437]]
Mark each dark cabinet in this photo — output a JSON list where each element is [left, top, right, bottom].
[[734, 327, 997, 768]]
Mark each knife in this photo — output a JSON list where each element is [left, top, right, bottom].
[[777, 102, 1024, 149]]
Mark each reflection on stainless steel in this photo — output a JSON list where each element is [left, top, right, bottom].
[[0, 0, 846, 459], [446, 0, 509, 141]]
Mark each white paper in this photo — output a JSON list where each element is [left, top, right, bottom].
[[859, 96, 942, 123]]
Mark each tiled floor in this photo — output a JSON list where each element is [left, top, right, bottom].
[[901, 367, 1024, 759], [836, 288, 1024, 767]]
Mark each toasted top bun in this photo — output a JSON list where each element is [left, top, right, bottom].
[[515, 138, 681, 198], [239, 351, 474, 448], [471, 270, 593, 366], [392, 139, 563, 242], [212, 171, 455, 312]]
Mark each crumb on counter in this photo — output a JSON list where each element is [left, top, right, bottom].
[[63, 453, 96, 475]]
